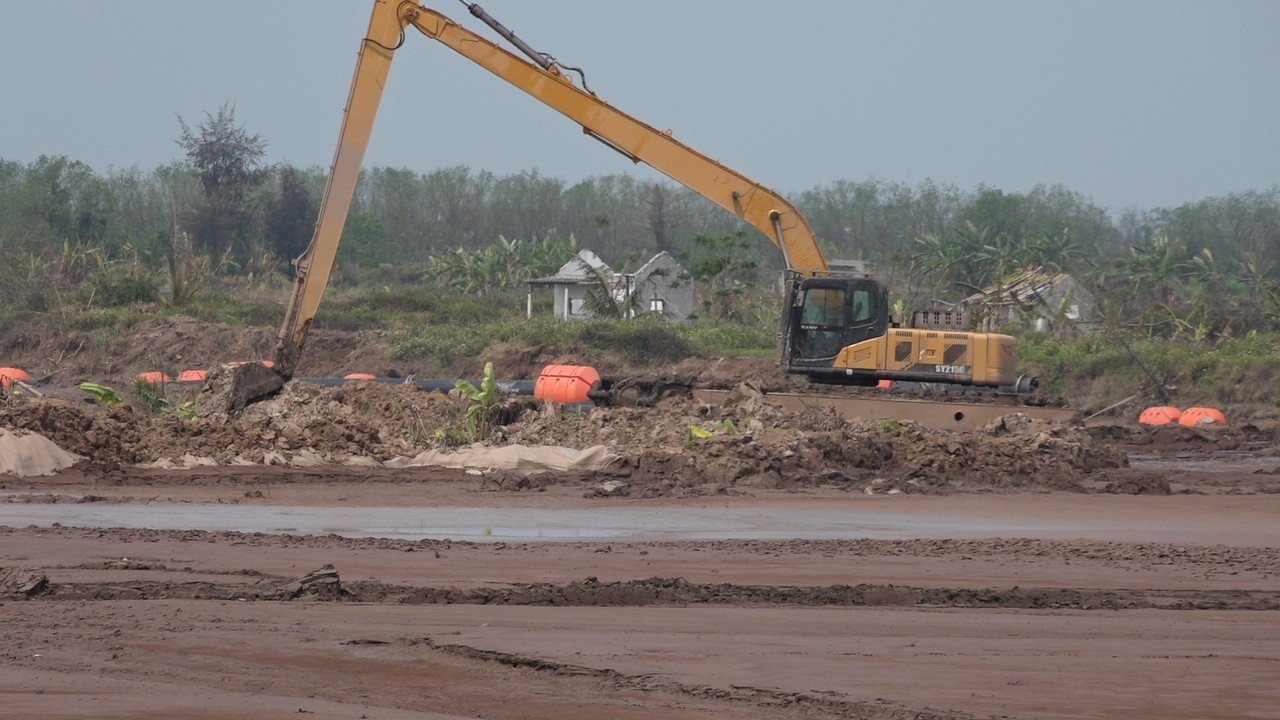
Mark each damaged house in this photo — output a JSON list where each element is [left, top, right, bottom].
[[963, 270, 1098, 334], [525, 250, 693, 321]]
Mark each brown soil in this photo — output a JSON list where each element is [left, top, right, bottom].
[[8, 374, 1280, 496], [2, 316, 395, 387], [2, 511, 1277, 719], [1, 378, 1136, 494]]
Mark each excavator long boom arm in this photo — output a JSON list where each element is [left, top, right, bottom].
[[275, 0, 827, 378]]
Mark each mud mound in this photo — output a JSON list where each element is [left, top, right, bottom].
[[0, 397, 144, 464], [1111, 421, 1279, 452], [509, 391, 1124, 493], [3, 382, 1125, 493], [145, 380, 472, 464], [1, 382, 471, 465]]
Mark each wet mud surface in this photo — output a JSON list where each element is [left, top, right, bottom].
[[3, 511, 1279, 719]]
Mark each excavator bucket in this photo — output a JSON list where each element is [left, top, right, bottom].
[[197, 362, 285, 415]]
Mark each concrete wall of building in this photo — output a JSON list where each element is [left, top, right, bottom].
[[633, 252, 693, 321]]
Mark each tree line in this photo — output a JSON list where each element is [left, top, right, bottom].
[[1, 106, 1276, 337]]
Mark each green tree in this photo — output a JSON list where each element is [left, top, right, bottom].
[[265, 165, 318, 262], [683, 232, 759, 322], [6, 156, 115, 255], [176, 103, 269, 264], [1153, 189, 1280, 275]]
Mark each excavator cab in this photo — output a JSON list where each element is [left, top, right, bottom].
[[782, 272, 889, 381]]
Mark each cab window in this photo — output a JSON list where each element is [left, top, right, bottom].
[[802, 288, 846, 326], [851, 289, 872, 322]]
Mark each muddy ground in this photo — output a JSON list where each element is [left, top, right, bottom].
[[2, 436, 1279, 720], [3, 358, 1280, 717], [2, 489, 1278, 720]]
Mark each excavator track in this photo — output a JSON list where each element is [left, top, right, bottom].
[[585, 374, 1073, 429], [691, 388, 1075, 429]]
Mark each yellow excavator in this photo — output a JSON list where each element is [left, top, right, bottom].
[[257, 0, 1038, 411]]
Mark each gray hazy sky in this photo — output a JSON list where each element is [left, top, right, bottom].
[[3, 1, 1277, 210]]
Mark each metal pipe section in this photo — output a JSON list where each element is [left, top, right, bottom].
[[461, 3, 553, 70], [291, 377, 536, 394], [770, 211, 792, 269]]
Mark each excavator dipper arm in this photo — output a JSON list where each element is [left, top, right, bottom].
[[274, 0, 826, 379]]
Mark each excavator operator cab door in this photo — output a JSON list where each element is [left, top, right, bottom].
[[783, 275, 887, 370]]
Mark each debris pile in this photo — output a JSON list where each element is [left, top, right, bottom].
[[0, 381, 1131, 492], [507, 386, 1125, 493], [0, 382, 464, 466]]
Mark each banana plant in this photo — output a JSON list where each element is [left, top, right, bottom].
[[455, 361, 500, 439], [79, 382, 123, 406]]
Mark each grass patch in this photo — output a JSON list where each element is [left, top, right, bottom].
[[65, 307, 150, 332], [317, 287, 524, 331], [389, 316, 708, 365], [1017, 330, 1280, 406], [682, 323, 776, 356], [183, 292, 284, 326]]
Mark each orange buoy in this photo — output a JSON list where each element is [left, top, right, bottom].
[[534, 364, 601, 404], [0, 367, 32, 388], [178, 369, 209, 382], [137, 371, 172, 384], [1138, 406, 1182, 426], [260, 360, 276, 368], [344, 372, 377, 381], [876, 379, 894, 389], [1179, 407, 1227, 427]]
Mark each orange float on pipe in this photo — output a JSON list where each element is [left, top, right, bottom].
[[137, 371, 172, 384], [534, 364, 600, 404], [178, 369, 208, 382], [0, 367, 32, 389], [344, 373, 377, 381], [1179, 407, 1226, 427], [1138, 406, 1182, 426]]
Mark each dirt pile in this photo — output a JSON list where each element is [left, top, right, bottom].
[[0, 398, 141, 464], [0, 382, 465, 465], [1, 382, 1127, 492], [1091, 420, 1280, 451], [509, 386, 1126, 493]]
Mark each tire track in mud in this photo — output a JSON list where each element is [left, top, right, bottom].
[[391, 635, 976, 720], [19, 572, 1280, 610]]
